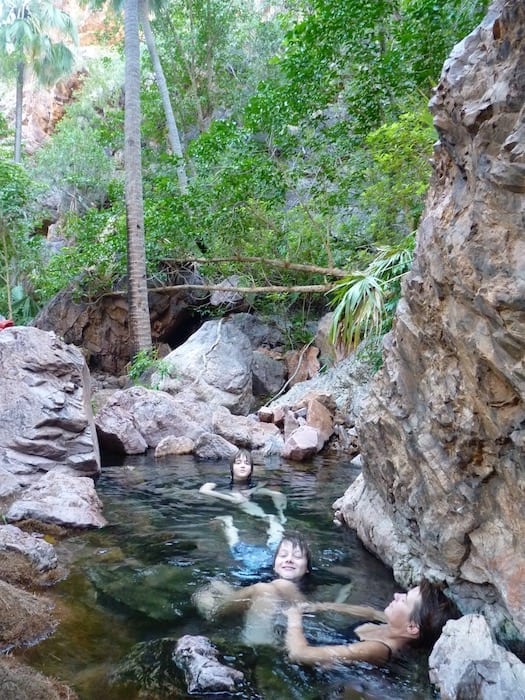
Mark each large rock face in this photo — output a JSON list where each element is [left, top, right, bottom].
[[154, 318, 255, 415], [0, 326, 100, 482], [336, 0, 525, 637], [33, 278, 206, 375]]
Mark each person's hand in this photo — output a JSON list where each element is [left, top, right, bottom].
[[229, 491, 249, 504], [245, 481, 268, 495], [208, 579, 234, 595], [193, 578, 234, 619], [199, 482, 217, 493]]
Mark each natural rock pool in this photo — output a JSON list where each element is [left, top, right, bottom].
[[22, 454, 437, 699]]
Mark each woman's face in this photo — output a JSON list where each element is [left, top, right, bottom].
[[231, 453, 252, 483], [384, 586, 421, 631], [273, 539, 309, 582]]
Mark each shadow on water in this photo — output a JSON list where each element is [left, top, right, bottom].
[[22, 453, 437, 699]]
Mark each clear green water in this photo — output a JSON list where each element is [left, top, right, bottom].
[[22, 453, 436, 699]]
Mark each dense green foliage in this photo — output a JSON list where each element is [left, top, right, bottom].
[[0, 159, 43, 320], [0, 0, 488, 347]]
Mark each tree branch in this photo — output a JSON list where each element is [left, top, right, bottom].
[[165, 255, 349, 278], [101, 282, 336, 299]]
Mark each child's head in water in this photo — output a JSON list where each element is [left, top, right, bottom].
[[273, 532, 312, 585], [229, 448, 254, 485]]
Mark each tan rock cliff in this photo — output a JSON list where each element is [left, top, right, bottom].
[[336, 0, 525, 638]]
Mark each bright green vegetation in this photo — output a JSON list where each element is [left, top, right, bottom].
[[0, 0, 488, 349], [127, 346, 170, 387]]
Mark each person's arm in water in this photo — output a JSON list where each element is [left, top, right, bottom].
[[285, 607, 391, 666], [199, 482, 249, 505], [248, 484, 287, 522], [193, 578, 270, 619], [300, 601, 387, 622]]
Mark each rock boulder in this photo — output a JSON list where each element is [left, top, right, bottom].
[[0, 327, 100, 483]]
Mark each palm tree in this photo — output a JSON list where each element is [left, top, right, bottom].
[[124, 0, 152, 355], [0, 0, 77, 162]]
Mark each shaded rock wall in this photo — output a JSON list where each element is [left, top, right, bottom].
[[33, 278, 206, 375], [339, 0, 525, 636], [0, 327, 100, 481]]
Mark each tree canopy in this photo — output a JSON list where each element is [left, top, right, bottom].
[[0, 0, 489, 352]]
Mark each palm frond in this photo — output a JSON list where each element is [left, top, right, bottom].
[[327, 234, 415, 354], [329, 272, 385, 349]]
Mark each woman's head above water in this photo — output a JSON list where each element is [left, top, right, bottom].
[[229, 448, 254, 485], [284, 576, 460, 668], [409, 578, 460, 647], [384, 578, 459, 647]]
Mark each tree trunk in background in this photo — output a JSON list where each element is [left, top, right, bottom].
[[140, 0, 188, 194], [14, 61, 24, 163], [124, 0, 152, 357]]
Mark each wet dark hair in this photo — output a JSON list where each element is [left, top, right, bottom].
[[229, 448, 254, 485], [411, 578, 460, 648], [272, 531, 313, 591]]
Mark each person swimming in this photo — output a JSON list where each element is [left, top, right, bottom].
[[193, 531, 312, 646], [199, 449, 287, 523], [199, 449, 287, 579], [285, 578, 459, 666]]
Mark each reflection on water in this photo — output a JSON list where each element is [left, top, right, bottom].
[[22, 453, 436, 699]]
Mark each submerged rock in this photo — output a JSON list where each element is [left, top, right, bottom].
[[112, 638, 183, 697], [87, 562, 195, 621], [174, 634, 245, 694]]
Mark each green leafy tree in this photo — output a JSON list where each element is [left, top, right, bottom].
[[0, 158, 41, 320], [244, 0, 488, 140], [140, 0, 188, 192], [87, 0, 189, 191], [22, 0, 490, 340], [0, 0, 77, 162], [33, 119, 115, 214]]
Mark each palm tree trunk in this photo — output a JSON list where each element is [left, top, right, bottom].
[[139, 0, 188, 194], [124, 0, 152, 357], [14, 61, 24, 163]]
